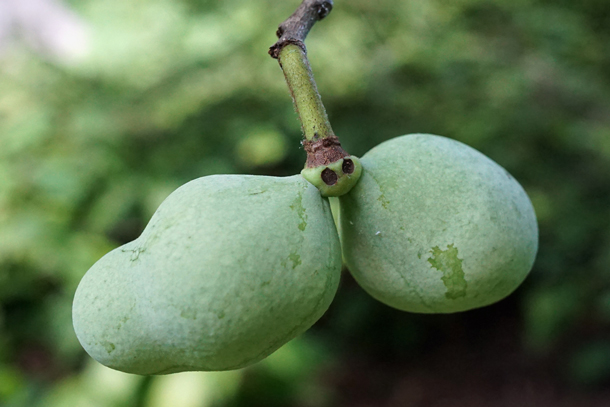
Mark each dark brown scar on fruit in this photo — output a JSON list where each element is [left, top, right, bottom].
[[321, 168, 338, 185], [303, 135, 349, 168], [342, 159, 354, 174]]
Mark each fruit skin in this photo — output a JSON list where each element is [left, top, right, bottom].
[[73, 174, 341, 375], [339, 134, 538, 313]]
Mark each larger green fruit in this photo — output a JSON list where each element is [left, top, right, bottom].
[[73, 175, 341, 374], [339, 134, 538, 313]]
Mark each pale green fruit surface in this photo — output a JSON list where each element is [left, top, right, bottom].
[[339, 134, 538, 313], [73, 174, 341, 375]]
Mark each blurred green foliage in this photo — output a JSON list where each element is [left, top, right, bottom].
[[1, 0, 610, 406]]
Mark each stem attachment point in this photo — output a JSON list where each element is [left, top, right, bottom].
[[301, 156, 363, 197]]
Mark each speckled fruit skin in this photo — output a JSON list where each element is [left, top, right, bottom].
[[73, 174, 341, 375], [339, 134, 538, 313]]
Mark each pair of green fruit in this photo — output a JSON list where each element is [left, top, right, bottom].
[[72, 133, 538, 375]]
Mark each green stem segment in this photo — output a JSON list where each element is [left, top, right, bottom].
[[278, 44, 333, 142]]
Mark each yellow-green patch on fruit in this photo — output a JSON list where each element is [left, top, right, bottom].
[[73, 174, 341, 374], [339, 134, 538, 313]]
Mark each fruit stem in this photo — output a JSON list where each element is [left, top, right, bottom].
[[277, 44, 333, 142], [269, 0, 363, 197]]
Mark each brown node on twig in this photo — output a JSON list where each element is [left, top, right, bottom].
[[269, 0, 334, 59], [303, 135, 349, 168]]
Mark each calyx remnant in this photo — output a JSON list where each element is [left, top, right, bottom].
[[300, 134, 363, 197], [301, 155, 362, 197]]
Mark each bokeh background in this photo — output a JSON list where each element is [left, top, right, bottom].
[[1, 0, 610, 406]]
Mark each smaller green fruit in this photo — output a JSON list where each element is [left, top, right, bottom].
[[339, 134, 538, 313]]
